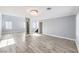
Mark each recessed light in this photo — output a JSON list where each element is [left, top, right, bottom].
[[30, 10, 38, 16]]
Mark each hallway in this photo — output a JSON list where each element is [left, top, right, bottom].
[[0, 33, 78, 53]]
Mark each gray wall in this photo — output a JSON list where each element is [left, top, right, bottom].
[[0, 14, 2, 38], [2, 15, 26, 34], [43, 15, 76, 40]]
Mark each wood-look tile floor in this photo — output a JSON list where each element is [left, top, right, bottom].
[[0, 32, 78, 53]]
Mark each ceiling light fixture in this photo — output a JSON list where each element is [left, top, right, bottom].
[[30, 10, 38, 16]]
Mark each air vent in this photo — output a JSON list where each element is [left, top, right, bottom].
[[47, 7, 52, 10]]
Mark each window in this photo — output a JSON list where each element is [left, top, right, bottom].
[[33, 22, 38, 28], [5, 21, 12, 29]]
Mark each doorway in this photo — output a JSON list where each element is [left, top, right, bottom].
[[26, 18, 30, 34], [32, 21, 43, 34], [26, 18, 43, 34], [38, 21, 43, 34]]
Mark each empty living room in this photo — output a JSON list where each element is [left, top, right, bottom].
[[0, 6, 79, 53]]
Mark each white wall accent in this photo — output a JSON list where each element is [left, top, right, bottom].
[[0, 14, 2, 38], [76, 13, 79, 52], [2, 15, 26, 34], [43, 15, 76, 40]]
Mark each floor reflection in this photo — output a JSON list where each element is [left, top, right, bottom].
[[32, 33, 41, 37], [0, 38, 15, 48]]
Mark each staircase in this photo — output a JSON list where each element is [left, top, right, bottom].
[[35, 29, 38, 33]]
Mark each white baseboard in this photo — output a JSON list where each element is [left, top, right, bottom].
[[43, 33, 75, 41], [2, 31, 25, 34]]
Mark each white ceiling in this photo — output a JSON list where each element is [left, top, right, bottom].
[[0, 6, 79, 20]]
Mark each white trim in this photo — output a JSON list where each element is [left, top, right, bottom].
[[43, 33, 75, 41]]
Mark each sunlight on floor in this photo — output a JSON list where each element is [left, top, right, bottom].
[[22, 33, 26, 42], [0, 38, 15, 48], [32, 33, 41, 37]]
